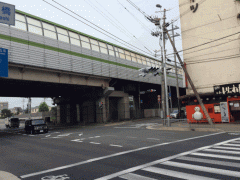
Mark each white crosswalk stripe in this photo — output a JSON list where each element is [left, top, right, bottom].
[[96, 137, 240, 180], [142, 166, 218, 180]]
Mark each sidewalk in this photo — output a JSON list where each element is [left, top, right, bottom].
[[147, 120, 240, 132]]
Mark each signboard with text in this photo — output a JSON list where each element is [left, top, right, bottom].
[[0, 48, 8, 77], [220, 102, 229, 123], [0, 2, 15, 25], [214, 83, 240, 96]]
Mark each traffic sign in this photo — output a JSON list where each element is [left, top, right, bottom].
[[0, 2, 15, 25], [0, 48, 8, 77]]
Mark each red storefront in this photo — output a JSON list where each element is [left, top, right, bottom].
[[180, 83, 240, 123]]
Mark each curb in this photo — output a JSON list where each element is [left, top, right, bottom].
[[146, 125, 223, 132], [0, 171, 20, 180]]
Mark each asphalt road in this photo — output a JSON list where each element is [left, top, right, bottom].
[[0, 119, 240, 180]]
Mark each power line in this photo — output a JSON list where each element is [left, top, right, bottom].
[[184, 47, 239, 61], [166, 31, 240, 56], [186, 53, 240, 65], [43, 0, 154, 57], [117, 0, 152, 33]]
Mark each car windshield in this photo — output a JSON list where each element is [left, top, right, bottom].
[[173, 110, 178, 113], [32, 120, 45, 125], [11, 118, 19, 122]]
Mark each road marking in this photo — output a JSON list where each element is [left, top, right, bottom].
[[57, 133, 72, 137], [126, 136, 137, 138], [89, 137, 95, 139], [109, 144, 123, 147], [191, 152, 240, 160], [177, 156, 240, 168], [162, 161, 240, 177], [20, 132, 225, 179], [79, 133, 83, 136], [94, 136, 100, 138], [143, 166, 217, 180], [22, 134, 27, 135], [94, 136, 240, 180], [212, 146, 240, 150], [202, 148, 240, 154], [222, 143, 240, 147], [147, 138, 160, 141], [231, 141, 240, 143], [71, 139, 83, 142], [119, 173, 157, 180], [29, 135, 35, 137], [90, 142, 101, 145], [46, 135, 51, 137]]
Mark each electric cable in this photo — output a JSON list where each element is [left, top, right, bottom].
[[166, 31, 240, 56], [184, 47, 239, 60], [85, 0, 156, 53], [43, 0, 155, 57]]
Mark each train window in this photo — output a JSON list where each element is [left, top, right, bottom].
[[91, 44, 100, 52], [69, 32, 79, 39], [126, 55, 131, 61], [107, 45, 113, 50], [44, 29, 57, 39], [28, 25, 43, 35], [100, 47, 108, 54], [137, 58, 142, 64], [132, 57, 137, 62], [12, 21, 27, 31], [27, 17, 41, 27], [146, 58, 151, 66], [119, 53, 126, 59], [56, 27, 68, 36], [70, 38, 80, 46], [141, 57, 147, 65], [58, 34, 69, 43], [131, 53, 136, 57], [125, 51, 130, 55], [90, 39, 99, 46], [42, 22, 55, 31], [115, 51, 119, 58], [99, 42, 107, 48], [80, 35, 89, 42], [16, 13, 26, 22], [81, 41, 91, 49], [109, 50, 115, 56], [118, 48, 124, 54]]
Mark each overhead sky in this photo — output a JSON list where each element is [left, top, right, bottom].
[[1, 0, 183, 109]]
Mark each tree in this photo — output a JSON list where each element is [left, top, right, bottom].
[[1, 109, 13, 118], [39, 102, 49, 112]]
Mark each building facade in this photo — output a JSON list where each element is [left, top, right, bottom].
[[179, 0, 240, 123], [0, 102, 8, 112]]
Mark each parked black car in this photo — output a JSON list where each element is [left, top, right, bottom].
[[5, 118, 20, 128], [25, 119, 48, 134]]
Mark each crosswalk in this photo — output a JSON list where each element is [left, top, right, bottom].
[[96, 137, 240, 180]]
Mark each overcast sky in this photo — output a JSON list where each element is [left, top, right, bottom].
[[1, 0, 183, 109]]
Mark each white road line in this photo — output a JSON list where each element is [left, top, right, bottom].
[[119, 173, 157, 180], [162, 161, 240, 177], [46, 135, 51, 137], [28, 135, 35, 137], [126, 136, 137, 138], [109, 144, 123, 147], [177, 156, 240, 168], [94, 136, 101, 138], [22, 134, 27, 135], [213, 146, 240, 151], [71, 139, 83, 142], [20, 132, 225, 179], [191, 152, 240, 160], [143, 166, 217, 180], [89, 137, 95, 139], [202, 148, 240, 154], [147, 138, 160, 141], [231, 141, 240, 144], [90, 142, 101, 145], [222, 143, 240, 147]]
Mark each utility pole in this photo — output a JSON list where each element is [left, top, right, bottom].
[[171, 20, 181, 117], [162, 9, 171, 127], [166, 31, 213, 125]]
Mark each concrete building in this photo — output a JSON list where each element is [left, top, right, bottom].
[[0, 102, 8, 112], [179, 0, 240, 123], [10, 107, 23, 114]]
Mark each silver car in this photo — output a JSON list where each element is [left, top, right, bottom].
[[170, 110, 179, 119]]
